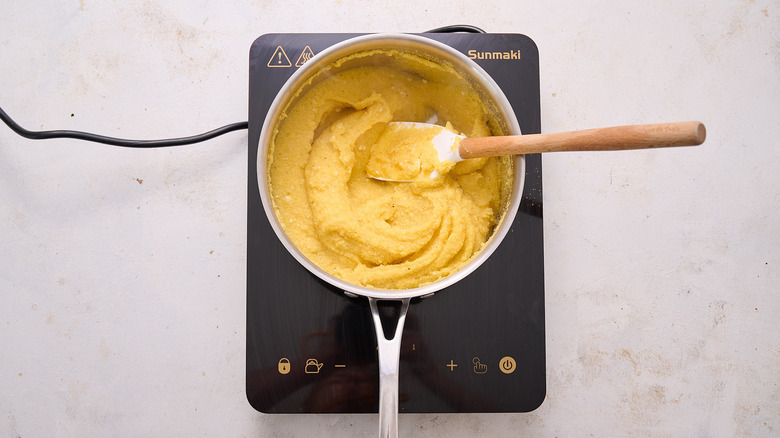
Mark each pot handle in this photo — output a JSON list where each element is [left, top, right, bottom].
[[369, 297, 410, 438]]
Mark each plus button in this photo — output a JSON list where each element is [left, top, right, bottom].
[[446, 360, 458, 371]]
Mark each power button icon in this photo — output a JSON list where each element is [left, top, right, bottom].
[[499, 356, 516, 374]]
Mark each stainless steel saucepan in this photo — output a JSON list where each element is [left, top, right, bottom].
[[256, 33, 524, 438]]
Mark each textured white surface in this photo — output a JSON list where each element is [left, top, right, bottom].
[[1, 1, 778, 437]]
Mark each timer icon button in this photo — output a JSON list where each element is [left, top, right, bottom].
[[499, 356, 516, 374]]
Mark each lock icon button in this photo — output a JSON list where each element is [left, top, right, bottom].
[[278, 358, 290, 374]]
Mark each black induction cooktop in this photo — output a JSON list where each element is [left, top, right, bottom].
[[246, 32, 545, 414]]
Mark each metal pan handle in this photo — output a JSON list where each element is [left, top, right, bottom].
[[369, 297, 410, 438]]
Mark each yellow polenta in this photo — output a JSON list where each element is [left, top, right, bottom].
[[267, 49, 512, 290]]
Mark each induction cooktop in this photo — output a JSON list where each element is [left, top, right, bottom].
[[246, 32, 545, 414]]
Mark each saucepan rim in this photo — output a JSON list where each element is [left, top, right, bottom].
[[257, 32, 525, 300]]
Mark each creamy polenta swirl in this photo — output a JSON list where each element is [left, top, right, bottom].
[[267, 50, 512, 289]]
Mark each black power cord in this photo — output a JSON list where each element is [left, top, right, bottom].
[[0, 105, 248, 148], [0, 25, 484, 148], [425, 25, 486, 33]]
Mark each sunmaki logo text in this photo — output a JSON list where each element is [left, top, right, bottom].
[[467, 49, 522, 60]]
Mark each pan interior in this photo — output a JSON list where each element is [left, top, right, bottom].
[[259, 34, 524, 298]]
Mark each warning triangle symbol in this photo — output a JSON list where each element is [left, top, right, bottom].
[[295, 46, 316, 67], [267, 46, 292, 68]]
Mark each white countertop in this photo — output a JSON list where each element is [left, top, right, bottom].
[[1, 1, 778, 436]]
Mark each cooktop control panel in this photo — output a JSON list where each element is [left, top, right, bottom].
[[246, 32, 545, 414]]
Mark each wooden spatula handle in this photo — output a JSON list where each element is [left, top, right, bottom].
[[459, 121, 706, 158]]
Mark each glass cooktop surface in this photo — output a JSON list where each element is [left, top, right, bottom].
[[246, 32, 545, 414]]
